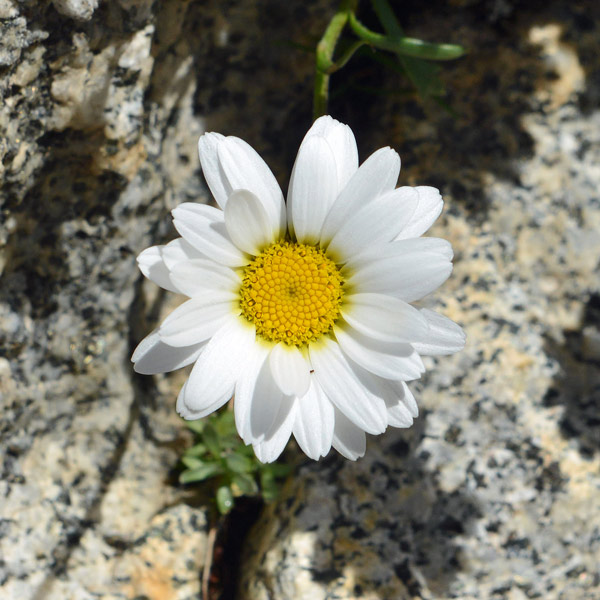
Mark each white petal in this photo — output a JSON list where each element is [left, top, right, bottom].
[[198, 132, 229, 208], [411, 308, 466, 355], [224, 189, 277, 255], [309, 337, 388, 435], [396, 186, 443, 239], [176, 380, 194, 418], [172, 203, 248, 267], [268, 343, 311, 397], [287, 135, 338, 243], [169, 258, 240, 298], [341, 293, 429, 343], [304, 115, 358, 192], [320, 147, 400, 245], [331, 407, 366, 460], [346, 244, 453, 304], [217, 136, 286, 236], [334, 325, 424, 381], [292, 378, 335, 460], [394, 237, 454, 260], [234, 342, 269, 443], [177, 380, 210, 420], [375, 378, 417, 427], [131, 329, 205, 375], [345, 356, 410, 412], [345, 235, 453, 272], [327, 187, 418, 259], [400, 382, 419, 417], [161, 238, 204, 270], [253, 395, 297, 463], [234, 342, 285, 445], [137, 246, 180, 293], [159, 295, 238, 347], [183, 318, 255, 414], [387, 400, 414, 428]]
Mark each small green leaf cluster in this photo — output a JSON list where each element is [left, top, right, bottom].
[[180, 411, 291, 515], [314, 0, 467, 118]]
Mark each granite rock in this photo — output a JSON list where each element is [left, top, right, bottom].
[[239, 2, 600, 599], [0, 1, 329, 598], [52, 0, 99, 22], [1, 1, 599, 600]]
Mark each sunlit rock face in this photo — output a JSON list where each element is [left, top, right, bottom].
[[2, 1, 600, 599], [0, 1, 329, 597], [239, 3, 600, 600]]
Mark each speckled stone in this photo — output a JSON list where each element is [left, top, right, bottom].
[[2, 1, 599, 599], [239, 3, 600, 599], [0, 1, 332, 598], [52, 0, 99, 21]]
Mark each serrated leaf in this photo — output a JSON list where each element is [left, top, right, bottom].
[[216, 485, 234, 515], [179, 462, 224, 484]]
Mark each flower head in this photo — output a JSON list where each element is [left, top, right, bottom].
[[132, 116, 465, 462]]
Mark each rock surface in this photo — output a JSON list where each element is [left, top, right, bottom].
[[239, 3, 600, 600], [0, 1, 327, 598], [1, 1, 599, 600]]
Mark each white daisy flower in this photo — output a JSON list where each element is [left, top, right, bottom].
[[132, 116, 465, 463]]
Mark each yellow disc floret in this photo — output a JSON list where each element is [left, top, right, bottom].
[[239, 241, 344, 346]]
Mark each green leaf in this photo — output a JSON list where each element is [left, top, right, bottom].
[[259, 469, 279, 502], [181, 455, 206, 470], [184, 443, 207, 457], [393, 38, 465, 61], [214, 410, 235, 436], [265, 463, 292, 478], [232, 472, 259, 496], [179, 462, 224, 484], [400, 56, 445, 97], [202, 423, 221, 458], [370, 0, 450, 98], [216, 485, 235, 515], [237, 443, 255, 456], [349, 13, 465, 61], [186, 419, 205, 434], [225, 452, 254, 474]]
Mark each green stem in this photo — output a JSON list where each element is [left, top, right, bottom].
[[325, 40, 368, 74], [349, 12, 465, 60], [313, 0, 358, 120]]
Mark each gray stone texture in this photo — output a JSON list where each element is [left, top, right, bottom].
[[239, 2, 600, 599], [1, 1, 599, 600], [0, 0, 327, 597]]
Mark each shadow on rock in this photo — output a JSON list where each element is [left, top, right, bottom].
[[543, 293, 600, 458], [192, 0, 549, 224], [192, 1, 600, 229], [239, 413, 481, 599]]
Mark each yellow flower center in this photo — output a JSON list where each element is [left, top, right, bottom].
[[239, 241, 344, 346]]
